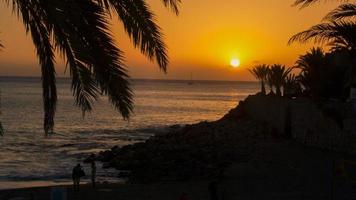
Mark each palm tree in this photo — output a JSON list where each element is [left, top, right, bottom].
[[283, 74, 301, 98], [268, 64, 292, 96], [295, 47, 325, 72], [0, 0, 180, 134], [248, 64, 269, 94], [294, 47, 326, 97]]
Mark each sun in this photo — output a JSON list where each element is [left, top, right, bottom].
[[230, 58, 240, 68]]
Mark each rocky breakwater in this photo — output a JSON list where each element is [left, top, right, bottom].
[[93, 107, 264, 182], [92, 94, 356, 182]]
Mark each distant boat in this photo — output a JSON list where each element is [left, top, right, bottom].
[[188, 73, 194, 85]]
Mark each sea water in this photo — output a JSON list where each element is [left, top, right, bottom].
[[0, 77, 259, 189]]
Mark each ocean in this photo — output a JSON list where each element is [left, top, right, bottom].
[[0, 77, 259, 189]]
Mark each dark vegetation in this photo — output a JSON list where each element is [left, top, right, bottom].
[[250, 48, 355, 101]]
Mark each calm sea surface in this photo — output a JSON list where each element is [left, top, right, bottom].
[[0, 77, 259, 189]]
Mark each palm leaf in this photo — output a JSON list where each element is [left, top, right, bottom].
[[11, 0, 57, 134], [293, 0, 342, 8], [324, 3, 356, 20], [46, 0, 133, 118], [289, 21, 356, 52], [160, 0, 181, 15], [104, 0, 169, 71]]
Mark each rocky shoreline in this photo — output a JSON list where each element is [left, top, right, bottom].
[[91, 94, 356, 182]]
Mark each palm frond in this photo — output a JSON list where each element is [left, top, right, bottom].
[[289, 21, 356, 51], [160, 0, 181, 15], [106, 0, 169, 71], [47, 0, 133, 118], [293, 0, 343, 8], [11, 0, 57, 134], [295, 47, 325, 72], [293, 0, 320, 7], [248, 64, 269, 80], [46, 0, 101, 115], [285, 74, 297, 84], [324, 3, 356, 21], [289, 22, 336, 44]]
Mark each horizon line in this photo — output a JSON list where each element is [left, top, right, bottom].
[[0, 75, 258, 83]]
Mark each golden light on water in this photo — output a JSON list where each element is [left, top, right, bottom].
[[230, 58, 240, 68]]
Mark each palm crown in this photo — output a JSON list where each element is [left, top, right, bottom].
[[268, 64, 292, 97], [291, 0, 356, 87], [294, 47, 326, 97], [1, 0, 180, 134], [248, 64, 269, 94]]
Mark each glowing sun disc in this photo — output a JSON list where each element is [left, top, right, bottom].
[[230, 59, 240, 68]]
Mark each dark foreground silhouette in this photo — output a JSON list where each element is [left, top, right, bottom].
[[1, 139, 356, 200]]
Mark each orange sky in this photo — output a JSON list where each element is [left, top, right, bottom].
[[0, 0, 343, 81]]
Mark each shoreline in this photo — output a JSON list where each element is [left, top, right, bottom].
[[0, 180, 73, 190], [0, 181, 215, 200], [0, 177, 128, 191]]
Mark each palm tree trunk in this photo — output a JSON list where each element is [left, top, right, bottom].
[[261, 81, 266, 94], [276, 86, 282, 96]]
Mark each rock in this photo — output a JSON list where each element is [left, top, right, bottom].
[[86, 94, 356, 182]]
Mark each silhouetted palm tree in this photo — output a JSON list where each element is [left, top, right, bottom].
[[1, 0, 180, 134], [268, 64, 292, 96], [295, 47, 325, 72], [248, 64, 269, 94], [266, 68, 274, 94], [283, 74, 301, 98], [294, 48, 326, 97]]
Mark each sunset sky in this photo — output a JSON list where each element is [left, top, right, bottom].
[[0, 0, 342, 81]]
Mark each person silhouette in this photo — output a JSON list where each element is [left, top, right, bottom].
[[72, 163, 84, 191], [91, 159, 97, 188]]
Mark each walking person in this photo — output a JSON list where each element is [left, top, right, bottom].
[[91, 159, 97, 188], [72, 163, 85, 191]]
